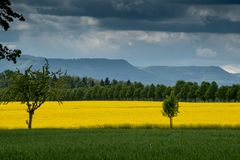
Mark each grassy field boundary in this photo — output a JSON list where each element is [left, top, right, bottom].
[[1, 124, 240, 130]]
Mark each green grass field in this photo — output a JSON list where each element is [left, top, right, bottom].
[[0, 128, 239, 160]]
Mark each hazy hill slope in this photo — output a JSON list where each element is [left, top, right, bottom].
[[0, 55, 154, 83], [47, 58, 155, 83], [234, 74, 240, 78], [0, 55, 46, 72], [142, 66, 240, 85], [0, 55, 239, 85]]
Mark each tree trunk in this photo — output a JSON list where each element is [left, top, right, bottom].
[[27, 111, 34, 129], [170, 117, 173, 128]]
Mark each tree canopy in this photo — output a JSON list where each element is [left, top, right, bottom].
[[1, 73, 240, 102], [162, 91, 179, 128], [1, 60, 63, 129]]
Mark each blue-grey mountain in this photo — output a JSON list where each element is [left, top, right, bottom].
[[0, 55, 239, 85]]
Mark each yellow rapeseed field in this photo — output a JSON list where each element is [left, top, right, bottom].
[[0, 101, 240, 129]]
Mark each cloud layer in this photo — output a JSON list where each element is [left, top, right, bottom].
[[1, 0, 239, 69], [11, 0, 240, 33]]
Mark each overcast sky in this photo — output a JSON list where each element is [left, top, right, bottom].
[[1, 0, 240, 72]]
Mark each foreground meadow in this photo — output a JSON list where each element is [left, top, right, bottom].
[[0, 129, 240, 160], [0, 101, 240, 129]]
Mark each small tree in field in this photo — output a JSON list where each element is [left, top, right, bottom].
[[2, 60, 62, 129], [162, 91, 179, 128]]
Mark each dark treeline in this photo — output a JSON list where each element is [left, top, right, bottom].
[[1, 70, 240, 102]]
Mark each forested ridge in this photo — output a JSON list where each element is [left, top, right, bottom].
[[1, 70, 240, 102]]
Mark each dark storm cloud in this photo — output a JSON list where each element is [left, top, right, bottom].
[[174, 0, 240, 5], [11, 0, 240, 33], [14, 0, 187, 20], [99, 18, 240, 33]]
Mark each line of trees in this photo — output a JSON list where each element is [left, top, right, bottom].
[[1, 70, 240, 102]]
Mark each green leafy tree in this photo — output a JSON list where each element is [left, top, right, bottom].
[[84, 88, 93, 100], [101, 88, 108, 99], [231, 85, 240, 102], [0, 70, 16, 88], [127, 80, 132, 86], [162, 91, 179, 128], [104, 77, 110, 86], [237, 90, 240, 102], [140, 86, 149, 100], [133, 88, 141, 100], [100, 79, 105, 86], [163, 86, 173, 98], [111, 79, 118, 85], [154, 85, 166, 100], [0, 0, 25, 63], [179, 83, 190, 101], [107, 87, 114, 99], [205, 81, 218, 102], [197, 81, 210, 102], [187, 82, 199, 102], [126, 85, 134, 100], [113, 84, 122, 100], [1, 60, 62, 129], [216, 86, 228, 102], [226, 87, 233, 102], [226, 85, 239, 102], [92, 85, 101, 99], [120, 85, 128, 100], [174, 80, 185, 99], [147, 84, 155, 100]]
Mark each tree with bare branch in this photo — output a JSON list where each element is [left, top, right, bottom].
[[2, 60, 63, 129]]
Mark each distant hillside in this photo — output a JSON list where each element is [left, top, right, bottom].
[[234, 73, 240, 78], [0, 55, 239, 85], [47, 57, 155, 83], [142, 66, 240, 85], [0, 55, 46, 72], [0, 55, 155, 84]]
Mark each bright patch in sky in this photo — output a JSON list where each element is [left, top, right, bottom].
[[221, 65, 240, 74]]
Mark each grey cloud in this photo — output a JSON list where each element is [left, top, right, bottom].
[[99, 18, 240, 33], [15, 0, 187, 20], [173, 0, 240, 5], [9, 0, 240, 33]]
